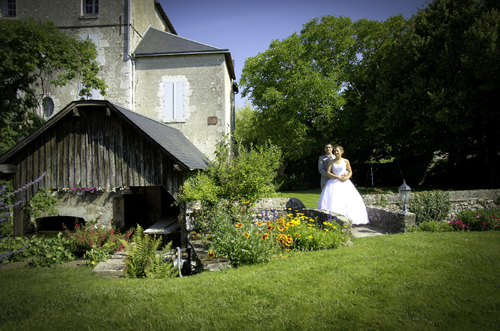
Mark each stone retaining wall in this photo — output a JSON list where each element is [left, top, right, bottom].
[[362, 189, 500, 219], [366, 207, 416, 234]]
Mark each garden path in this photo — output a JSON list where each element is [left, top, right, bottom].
[[351, 225, 385, 237]]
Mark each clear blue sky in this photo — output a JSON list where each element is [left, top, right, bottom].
[[157, 0, 430, 107]]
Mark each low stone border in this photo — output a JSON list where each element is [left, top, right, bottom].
[[189, 240, 231, 272], [362, 189, 500, 219], [366, 207, 416, 234]]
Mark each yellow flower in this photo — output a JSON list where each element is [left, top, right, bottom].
[[308, 235, 312, 239], [333, 226, 336, 229], [244, 232, 250, 238], [262, 233, 269, 241], [324, 229, 329, 232], [208, 250, 215, 258], [235, 223, 243, 228]]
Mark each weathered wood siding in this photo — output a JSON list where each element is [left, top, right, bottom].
[[13, 106, 183, 212]]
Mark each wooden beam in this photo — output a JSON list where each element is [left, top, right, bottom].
[[0, 164, 17, 175]]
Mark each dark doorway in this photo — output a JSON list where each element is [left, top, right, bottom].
[[35, 216, 85, 231]]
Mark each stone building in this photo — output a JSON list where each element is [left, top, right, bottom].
[[1, 0, 237, 159]]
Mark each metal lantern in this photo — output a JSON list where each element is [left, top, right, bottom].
[[398, 180, 411, 214]]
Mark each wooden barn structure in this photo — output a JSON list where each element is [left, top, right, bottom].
[[0, 100, 210, 244]]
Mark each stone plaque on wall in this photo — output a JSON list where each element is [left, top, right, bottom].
[[208, 116, 218, 125]]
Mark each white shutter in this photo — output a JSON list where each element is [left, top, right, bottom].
[[164, 82, 174, 120], [174, 82, 185, 119], [164, 82, 185, 120]]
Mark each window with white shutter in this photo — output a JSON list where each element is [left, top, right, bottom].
[[164, 82, 185, 120]]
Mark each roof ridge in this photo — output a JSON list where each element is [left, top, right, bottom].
[[147, 26, 228, 51]]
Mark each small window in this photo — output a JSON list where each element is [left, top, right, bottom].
[[43, 97, 54, 118], [0, 0, 16, 17], [84, 0, 98, 15], [164, 82, 185, 120]]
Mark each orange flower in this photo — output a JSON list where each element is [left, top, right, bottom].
[[277, 225, 284, 232], [262, 233, 269, 241], [235, 223, 243, 228], [295, 233, 301, 237], [244, 232, 250, 238], [266, 220, 272, 226], [208, 250, 215, 258]]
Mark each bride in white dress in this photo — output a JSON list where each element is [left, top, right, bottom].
[[317, 146, 369, 225]]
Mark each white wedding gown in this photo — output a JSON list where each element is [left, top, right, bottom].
[[317, 161, 369, 225]]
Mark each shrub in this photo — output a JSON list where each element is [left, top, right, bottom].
[[194, 201, 350, 267], [277, 172, 309, 191], [63, 219, 133, 259], [414, 221, 454, 232], [200, 209, 277, 267], [120, 225, 178, 279], [451, 208, 500, 231], [0, 238, 29, 265], [180, 136, 283, 204], [25, 233, 76, 267], [409, 191, 450, 224], [179, 172, 221, 204]]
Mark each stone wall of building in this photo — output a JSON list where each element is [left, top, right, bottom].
[[29, 186, 166, 232], [134, 54, 233, 160]]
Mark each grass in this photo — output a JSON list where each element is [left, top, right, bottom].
[[278, 187, 402, 209], [1, 231, 500, 330], [278, 189, 321, 208]]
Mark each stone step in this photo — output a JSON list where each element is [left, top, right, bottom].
[[92, 251, 127, 278], [189, 240, 231, 272]]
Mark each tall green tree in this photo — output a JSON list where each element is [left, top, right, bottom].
[[359, 0, 500, 182], [0, 18, 107, 154], [239, 16, 394, 163], [234, 102, 259, 145]]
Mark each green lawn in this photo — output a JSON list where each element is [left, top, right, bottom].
[[278, 189, 321, 208], [1, 231, 500, 330], [278, 187, 400, 209]]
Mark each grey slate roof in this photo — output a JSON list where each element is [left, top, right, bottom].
[[0, 100, 210, 170], [110, 102, 210, 170], [134, 27, 236, 80]]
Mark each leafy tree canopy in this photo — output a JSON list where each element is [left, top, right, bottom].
[[239, 15, 396, 162], [0, 18, 107, 154], [358, 0, 500, 165]]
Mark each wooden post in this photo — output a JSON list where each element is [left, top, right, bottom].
[[13, 210, 24, 237], [0, 164, 21, 236]]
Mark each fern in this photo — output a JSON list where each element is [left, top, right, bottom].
[[120, 225, 178, 279], [146, 241, 179, 279]]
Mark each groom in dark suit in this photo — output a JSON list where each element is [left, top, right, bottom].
[[318, 144, 334, 190]]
